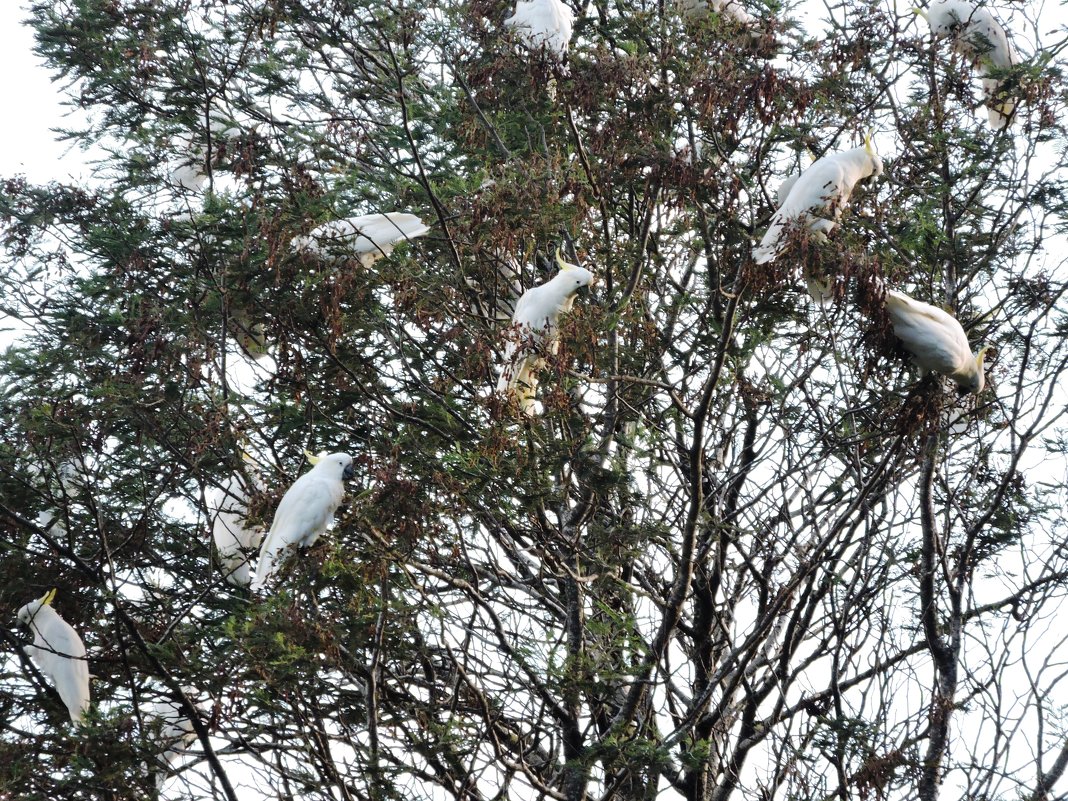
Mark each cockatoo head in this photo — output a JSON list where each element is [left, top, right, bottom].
[[864, 131, 884, 178], [959, 346, 990, 395], [555, 249, 596, 294], [16, 588, 57, 625], [307, 451, 357, 480]]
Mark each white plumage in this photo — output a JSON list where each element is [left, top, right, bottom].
[[677, 0, 758, 26], [885, 289, 987, 394], [497, 251, 595, 415], [753, 137, 883, 265], [291, 213, 430, 267], [206, 469, 264, 588], [250, 452, 355, 591], [504, 0, 575, 59], [16, 589, 90, 725], [916, 1, 1020, 128], [144, 688, 210, 789]]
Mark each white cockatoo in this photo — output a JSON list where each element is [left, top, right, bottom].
[[167, 105, 245, 191], [250, 451, 356, 591], [16, 589, 90, 725], [144, 687, 210, 789], [677, 0, 758, 26], [915, 1, 1020, 128], [753, 134, 884, 265], [206, 461, 265, 588], [497, 250, 596, 415], [885, 289, 988, 394], [504, 0, 575, 59], [291, 213, 430, 267]]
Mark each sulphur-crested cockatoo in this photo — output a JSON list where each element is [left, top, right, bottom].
[[291, 213, 430, 267], [497, 250, 595, 415], [250, 451, 356, 591], [753, 134, 883, 265], [677, 0, 758, 25], [144, 687, 210, 789], [915, 1, 1020, 128], [206, 464, 265, 588], [504, 0, 575, 59], [16, 589, 90, 725], [885, 289, 988, 393]]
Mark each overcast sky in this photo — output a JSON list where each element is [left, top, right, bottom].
[[0, 3, 91, 183]]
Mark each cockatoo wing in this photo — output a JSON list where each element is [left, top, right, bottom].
[[345, 213, 431, 255], [293, 213, 429, 260], [27, 616, 90, 724], [504, 0, 575, 57], [208, 478, 264, 587], [252, 476, 339, 589], [886, 291, 973, 374]]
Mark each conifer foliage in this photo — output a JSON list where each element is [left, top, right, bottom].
[[2, 1, 1068, 800]]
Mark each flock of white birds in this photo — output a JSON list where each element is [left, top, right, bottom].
[[14, 0, 1019, 787]]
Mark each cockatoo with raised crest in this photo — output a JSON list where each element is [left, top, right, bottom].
[[497, 250, 595, 415], [753, 134, 883, 265], [914, 1, 1020, 129], [16, 589, 90, 725], [291, 213, 430, 267], [885, 289, 988, 394], [250, 451, 355, 591]]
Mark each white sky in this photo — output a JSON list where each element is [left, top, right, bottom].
[[0, 3, 93, 183]]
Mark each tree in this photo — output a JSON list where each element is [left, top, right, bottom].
[[2, 0, 1068, 799]]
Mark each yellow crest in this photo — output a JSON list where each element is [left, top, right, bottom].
[[556, 248, 577, 272], [864, 130, 876, 157], [303, 449, 327, 465], [976, 345, 992, 367], [40, 588, 57, 606]]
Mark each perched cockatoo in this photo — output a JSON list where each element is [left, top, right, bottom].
[[16, 589, 90, 725], [36, 510, 66, 538], [497, 250, 595, 415], [504, 0, 575, 59], [677, 0, 758, 26], [753, 134, 883, 265], [250, 451, 356, 591], [291, 213, 430, 267], [206, 463, 265, 588], [144, 687, 210, 789], [915, 1, 1020, 128], [168, 106, 245, 191], [885, 289, 988, 394]]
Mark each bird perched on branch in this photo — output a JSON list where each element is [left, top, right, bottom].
[[504, 0, 575, 59], [884, 289, 989, 394], [291, 213, 430, 267], [677, 0, 758, 26], [16, 589, 90, 725], [250, 451, 356, 591], [753, 133, 883, 266], [914, 1, 1020, 129], [206, 456, 265, 588], [497, 249, 595, 415], [144, 687, 211, 790]]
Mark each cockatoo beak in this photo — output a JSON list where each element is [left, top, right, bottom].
[[343, 463, 356, 480], [40, 588, 57, 606]]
